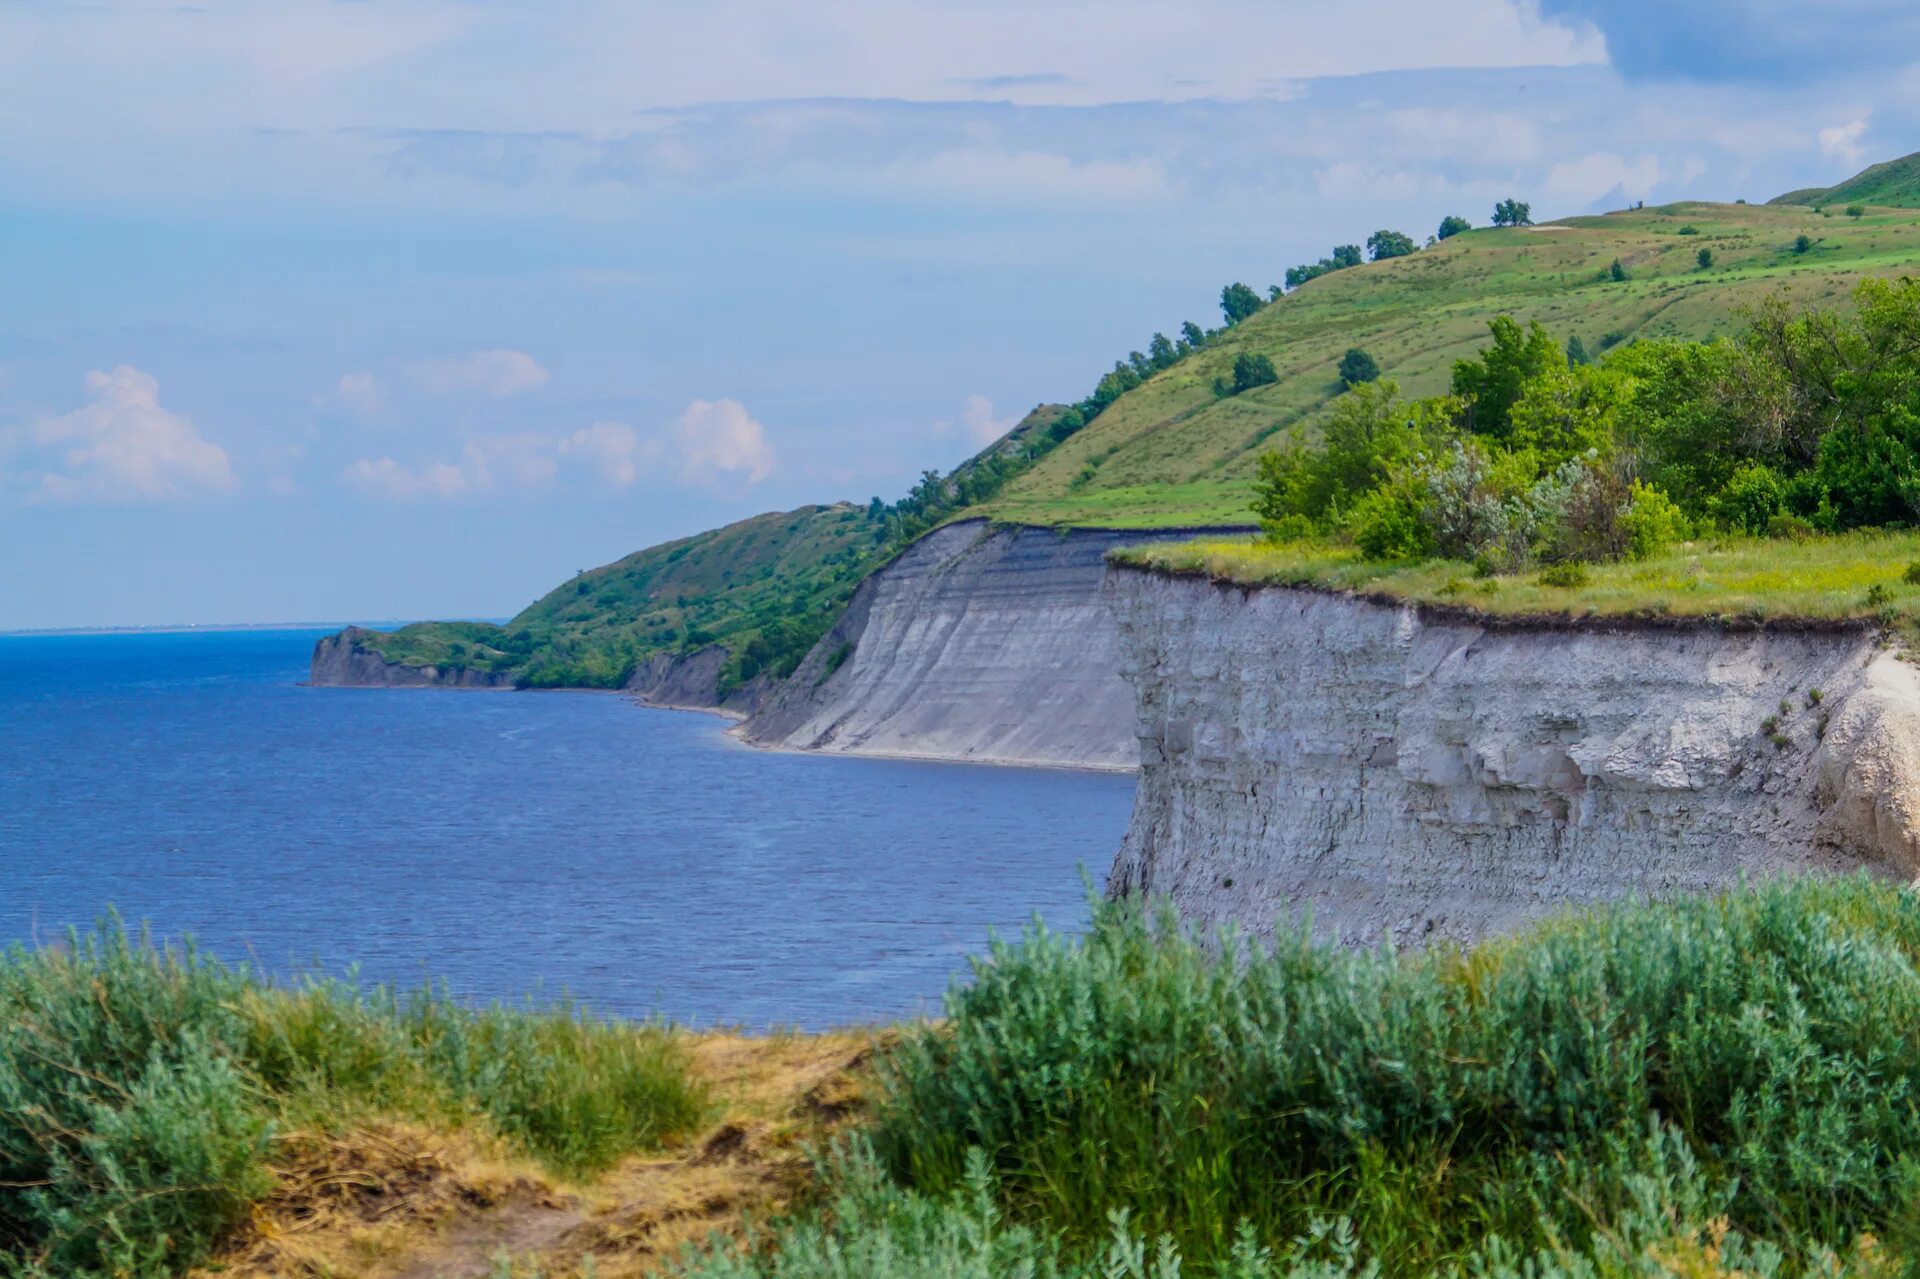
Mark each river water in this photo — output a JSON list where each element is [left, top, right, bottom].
[[0, 628, 1135, 1028]]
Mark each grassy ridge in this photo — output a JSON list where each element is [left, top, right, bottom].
[[977, 200, 1920, 528], [1773, 153, 1920, 209], [364, 502, 881, 692], [1112, 530, 1920, 625]]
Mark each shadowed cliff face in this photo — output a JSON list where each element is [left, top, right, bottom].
[[742, 521, 1244, 770], [308, 627, 513, 689], [1105, 567, 1920, 944]]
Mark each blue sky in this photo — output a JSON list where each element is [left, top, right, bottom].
[[2, 0, 1915, 628]]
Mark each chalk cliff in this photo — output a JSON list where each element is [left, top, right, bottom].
[[1105, 566, 1920, 943], [308, 627, 513, 689], [742, 520, 1237, 769]]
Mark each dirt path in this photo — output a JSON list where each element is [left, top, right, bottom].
[[198, 1031, 880, 1279]]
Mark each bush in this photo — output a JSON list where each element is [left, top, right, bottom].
[[0, 922, 707, 1276], [1338, 348, 1382, 388], [875, 877, 1920, 1275], [1712, 462, 1787, 534], [1536, 561, 1589, 588], [1350, 485, 1431, 561], [1620, 481, 1687, 560], [1219, 353, 1279, 396]]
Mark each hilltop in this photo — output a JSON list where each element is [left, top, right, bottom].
[[1773, 150, 1920, 209], [975, 195, 1920, 527]]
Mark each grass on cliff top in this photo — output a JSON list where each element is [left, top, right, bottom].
[[1112, 529, 1920, 623], [976, 197, 1920, 528]]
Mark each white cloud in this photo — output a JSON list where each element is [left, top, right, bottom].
[[343, 433, 557, 500], [673, 398, 775, 486], [935, 394, 1017, 447], [1819, 118, 1870, 164], [10, 366, 234, 502], [560, 420, 658, 487], [1540, 150, 1663, 207], [344, 455, 472, 500], [405, 349, 549, 398], [332, 371, 384, 415]]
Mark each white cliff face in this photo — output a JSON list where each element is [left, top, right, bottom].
[[1106, 566, 1920, 943], [743, 520, 1228, 769]]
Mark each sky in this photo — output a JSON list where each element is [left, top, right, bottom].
[[3, 1, 1917, 629]]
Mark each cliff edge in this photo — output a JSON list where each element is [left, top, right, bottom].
[[1106, 566, 1920, 943], [308, 627, 513, 689], [741, 520, 1243, 769]]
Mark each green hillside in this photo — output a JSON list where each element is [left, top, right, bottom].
[[356, 403, 1078, 691], [1772, 150, 1920, 208], [975, 198, 1920, 527], [365, 502, 883, 690]]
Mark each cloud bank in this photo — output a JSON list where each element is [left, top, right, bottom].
[[7, 367, 235, 503]]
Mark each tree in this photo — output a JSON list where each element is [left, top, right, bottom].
[[1338, 348, 1382, 387], [1847, 205, 1866, 219], [1180, 320, 1206, 348], [1220, 282, 1265, 325], [1366, 230, 1417, 261], [1566, 335, 1592, 366], [1451, 315, 1565, 440], [1794, 234, 1814, 255], [1696, 247, 1714, 270], [1492, 198, 1534, 228], [1331, 244, 1364, 269], [1437, 214, 1473, 240], [1609, 258, 1629, 282], [1148, 332, 1177, 367], [1267, 284, 1285, 302], [1225, 352, 1278, 395]]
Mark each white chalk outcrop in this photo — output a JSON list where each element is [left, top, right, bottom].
[[1105, 566, 1920, 943], [742, 520, 1231, 769]]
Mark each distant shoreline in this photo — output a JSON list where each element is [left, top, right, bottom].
[[0, 619, 506, 639]]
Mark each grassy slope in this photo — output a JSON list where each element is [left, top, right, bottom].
[[1115, 530, 1920, 626], [1772, 151, 1920, 208], [975, 199, 1920, 528], [365, 502, 881, 687]]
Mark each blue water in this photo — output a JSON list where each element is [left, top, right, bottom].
[[0, 629, 1134, 1028]]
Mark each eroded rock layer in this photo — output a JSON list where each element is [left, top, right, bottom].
[[743, 520, 1235, 769], [1105, 567, 1920, 943]]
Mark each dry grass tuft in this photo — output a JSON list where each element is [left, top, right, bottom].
[[193, 1030, 883, 1279]]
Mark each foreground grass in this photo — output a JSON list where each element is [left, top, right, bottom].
[[1113, 529, 1920, 624], [0, 921, 708, 1277], [25, 879, 1920, 1278], [504, 878, 1920, 1279]]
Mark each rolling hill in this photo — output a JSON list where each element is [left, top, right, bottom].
[[347, 152, 1920, 690], [363, 502, 883, 690], [1772, 151, 1920, 209], [975, 196, 1920, 527]]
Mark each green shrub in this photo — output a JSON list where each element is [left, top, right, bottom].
[[1263, 513, 1317, 543], [0, 921, 707, 1276], [1349, 486, 1431, 561], [1712, 463, 1786, 534], [1536, 561, 1590, 588], [0, 925, 271, 1277], [1619, 481, 1687, 560], [875, 878, 1920, 1275]]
